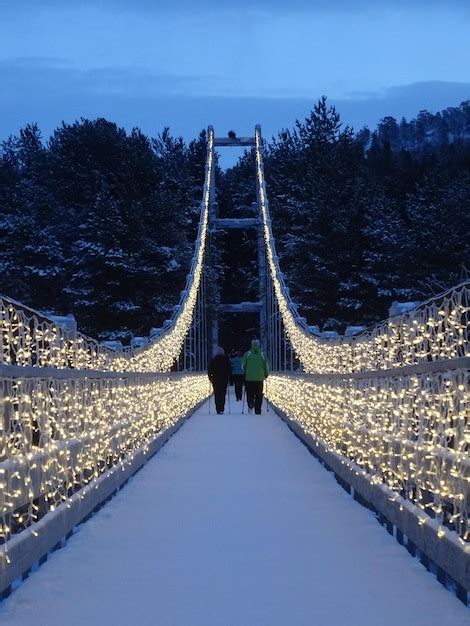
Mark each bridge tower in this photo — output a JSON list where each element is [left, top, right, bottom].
[[208, 132, 267, 356]]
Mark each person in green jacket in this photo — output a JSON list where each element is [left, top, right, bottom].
[[242, 339, 269, 414]]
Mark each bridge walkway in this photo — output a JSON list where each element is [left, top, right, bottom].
[[1, 391, 467, 626]]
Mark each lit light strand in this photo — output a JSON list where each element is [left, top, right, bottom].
[[0, 127, 214, 374], [256, 125, 469, 540], [0, 128, 215, 563], [266, 370, 469, 539], [254, 126, 469, 374], [0, 373, 211, 549], [1, 123, 469, 568]]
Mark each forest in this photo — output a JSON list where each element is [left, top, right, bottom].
[[220, 98, 470, 331], [0, 99, 469, 341]]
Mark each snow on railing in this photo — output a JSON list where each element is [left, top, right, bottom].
[[255, 125, 469, 374], [0, 127, 214, 374], [0, 295, 117, 370]]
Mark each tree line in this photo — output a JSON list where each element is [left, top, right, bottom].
[[1, 100, 469, 340], [219, 98, 470, 331], [0, 119, 206, 341]]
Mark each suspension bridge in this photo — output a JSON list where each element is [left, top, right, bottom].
[[0, 127, 469, 625]]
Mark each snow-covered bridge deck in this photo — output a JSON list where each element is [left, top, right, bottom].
[[0, 394, 467, 626]]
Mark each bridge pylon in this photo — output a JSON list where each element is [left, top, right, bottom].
[[208, 130, 268, 357]]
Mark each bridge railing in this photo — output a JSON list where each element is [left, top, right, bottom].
[[0, 362, 210, 595], [254, 126, 469, 375], [0, 128, 215, 592], [0, 295, 116, 370], [266, 357, 470, 540], [257, 124, 470, 598], [0, 127, 214, 374], [0, 366, 210, 547]]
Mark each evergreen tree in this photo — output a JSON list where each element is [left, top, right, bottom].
[[266, 97, 368, 328], [1, 100, 469, 339], [0, 119, 206, 341], [0, 124, 64, 310]]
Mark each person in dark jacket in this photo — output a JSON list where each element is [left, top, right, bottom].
[[208, 347, 231, 414], [230, 351, 244, 401], [242, 339, 269, 414]]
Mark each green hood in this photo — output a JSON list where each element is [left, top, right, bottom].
[[242, 345, 269, 381]]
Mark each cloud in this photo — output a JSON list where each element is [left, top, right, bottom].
[[334, 82, 470, 129], [0, 62, 468, 170], [0, 57, 468, 155], [0, 57, 208, 100], [2, 3, 469, 104]]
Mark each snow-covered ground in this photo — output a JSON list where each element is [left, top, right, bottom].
[[0, 392, 468, 626]]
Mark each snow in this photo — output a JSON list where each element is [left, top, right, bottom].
[[1, 392, 468, 626], [389, 301, 421, 317], [166, 258, 181, 271]]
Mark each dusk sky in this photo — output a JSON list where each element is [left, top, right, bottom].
[[1, 0, 470, 163]]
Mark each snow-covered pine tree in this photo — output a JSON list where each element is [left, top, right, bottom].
[[0, 124, 64, 310]]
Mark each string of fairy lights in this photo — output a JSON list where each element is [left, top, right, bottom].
[[266, 369, 469, 540], [254, 126, 469, 374], [0, 128, 215, 565], [255, 125, 469, 541], [0, 123, 469, 574], [0, 373, 211, 553], [0, 127, 214, 374]]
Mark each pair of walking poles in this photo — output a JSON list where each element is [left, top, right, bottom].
[[208, 382, 269, 414], [241, 383, 270, 414]]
